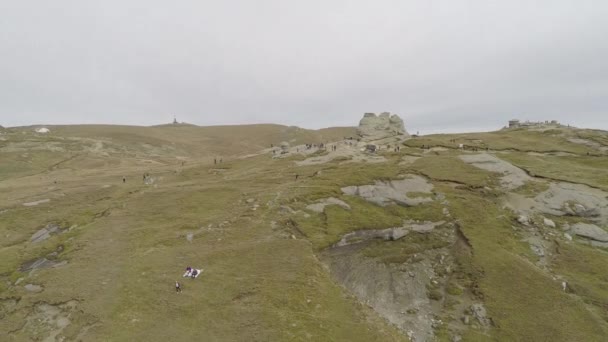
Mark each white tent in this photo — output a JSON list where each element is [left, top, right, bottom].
[[35, 127, 50, 133]]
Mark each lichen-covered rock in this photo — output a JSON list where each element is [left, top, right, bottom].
[[357, 112, 409, 141]]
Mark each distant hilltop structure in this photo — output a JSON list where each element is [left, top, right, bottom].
[[357, 112, 410, 141], [508, 119, 560, 129]]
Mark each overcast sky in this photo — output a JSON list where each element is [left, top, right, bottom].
[[1, 1, 607, 133]]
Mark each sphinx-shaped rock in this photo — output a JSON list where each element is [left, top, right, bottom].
[[357, 112, 409, 141]]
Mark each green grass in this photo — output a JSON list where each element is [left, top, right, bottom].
[[553, 242, 608, 322], [0, 138, 405, 341], [290, 156, 446, 250], [406, 155, 499, 188], [406, 129, 593, 154], [449, 189, 608, 341], [362, 227, 451, 264], [511, 179, 551, 197], [501, 153, 608, 190], [294, 197, 407, 249], [3, 124, 608, 341]]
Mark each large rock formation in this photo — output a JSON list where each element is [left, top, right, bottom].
[[357, 112, 409, 141]]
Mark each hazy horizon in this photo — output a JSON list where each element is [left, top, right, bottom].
[[1, 1, 607, 133], [4, 114, 603, 136]]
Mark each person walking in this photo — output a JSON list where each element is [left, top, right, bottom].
[[175, 281, 182, 293]]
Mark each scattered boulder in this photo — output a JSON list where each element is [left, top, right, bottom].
[[24, 284, 43, 293], [517, 215, 530, 226], [470, 303, 491, 327], [570, 223, 608, 242], [543, 218, 556, 228], [280, 141, 290, 153], [529, 243, 544, 257]]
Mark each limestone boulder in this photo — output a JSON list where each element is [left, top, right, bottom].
[[357, 112, 409, 141]]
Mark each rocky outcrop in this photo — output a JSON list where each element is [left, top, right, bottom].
[[333, 220, 445, 247], [341, 176, 434, 207], [30, 223, 63, 243], [357, 112, 409, 141], [570, 223, 608, 242], [306, 197, 351, 213]]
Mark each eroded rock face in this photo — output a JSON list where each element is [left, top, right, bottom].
[[322, 245, 436, 342], [333, 220, 445, 247], [322, 222, 463, 342], [357, 112, 409, 141]]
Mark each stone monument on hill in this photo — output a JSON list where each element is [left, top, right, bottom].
[[357, 112, 410, 141]]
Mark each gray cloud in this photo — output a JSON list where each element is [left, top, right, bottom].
[[1, 1, 607, 133]]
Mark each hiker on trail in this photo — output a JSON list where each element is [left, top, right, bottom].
[[214, 158, 217, 165], [295, 174, 299, 181], [175, 281, 182, 293], [123, 176, 126, 183]]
